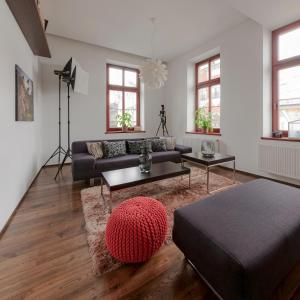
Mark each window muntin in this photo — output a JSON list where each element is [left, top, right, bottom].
[[195, 55, 221, 133], [272, 20, 300, 135], [106, 64, 140, 131]]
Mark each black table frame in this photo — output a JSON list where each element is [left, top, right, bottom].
[[100, 162, 191, 212], [181, 152, 235, 193]]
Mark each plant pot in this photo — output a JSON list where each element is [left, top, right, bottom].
[[122, 126, 128, 132]]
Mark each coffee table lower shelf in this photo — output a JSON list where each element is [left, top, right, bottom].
[[100, 162, 191, 213]]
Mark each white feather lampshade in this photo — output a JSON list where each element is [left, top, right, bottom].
[[140, 58, 168, 89]]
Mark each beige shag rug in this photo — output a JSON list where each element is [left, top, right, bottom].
[[80, 166, 238, 276]]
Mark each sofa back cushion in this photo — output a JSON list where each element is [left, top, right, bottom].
[[72, 137, 160, 154], [103, 140, 127, 158]]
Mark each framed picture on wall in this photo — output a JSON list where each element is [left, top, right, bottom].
[[15, 65, 34, 121]]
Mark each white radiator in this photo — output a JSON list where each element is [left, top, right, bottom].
[[259, 143, 300, 179]]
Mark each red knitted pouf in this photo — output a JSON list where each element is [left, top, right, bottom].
[[105, 197, 167, 263]]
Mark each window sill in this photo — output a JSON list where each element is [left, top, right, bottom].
[[105, 130, 146, 134], [261, 137, 300, 142], [186, 131, 221, 136]]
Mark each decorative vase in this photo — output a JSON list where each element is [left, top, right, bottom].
[[201, 140, 215, 158], [139, 145, 152, 173]]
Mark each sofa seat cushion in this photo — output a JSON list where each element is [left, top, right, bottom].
[[151, 151, 181, 163], [173, 179, 300, 300], [95, 154, 139, 173]]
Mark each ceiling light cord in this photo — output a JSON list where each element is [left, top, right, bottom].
[[140, 16, 167, 89], [150, 17, 156, 60]]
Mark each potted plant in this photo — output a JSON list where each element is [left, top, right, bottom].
[[116, 112, 132, 132], [195, 108, 213, 133]]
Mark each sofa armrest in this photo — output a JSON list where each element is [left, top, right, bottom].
[[175, 144, 192, 154], [72, 153, 95, 181]]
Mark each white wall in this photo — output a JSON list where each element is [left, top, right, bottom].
[[0, 2, 43, 231], [41, 35, 165, 165], [165, 19, 300, 185]]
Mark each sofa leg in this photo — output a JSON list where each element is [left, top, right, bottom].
[[90, 178, 95, 186]]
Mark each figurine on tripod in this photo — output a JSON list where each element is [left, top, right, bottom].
[[156, 105, 169, 136]]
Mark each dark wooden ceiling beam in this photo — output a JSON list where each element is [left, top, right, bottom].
[[6, 0, 51, 58]]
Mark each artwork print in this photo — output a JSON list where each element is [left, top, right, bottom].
[[15, 65, 34, 121]]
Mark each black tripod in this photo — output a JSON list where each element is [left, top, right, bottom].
[[43, 74, 67, 168], [55, 82, 72, 180]]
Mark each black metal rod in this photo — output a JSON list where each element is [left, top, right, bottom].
[[43, 74, 67, 169], [55, 82, 72, 180], [58, 74, 61, 163], [67, 83, 71, 152]]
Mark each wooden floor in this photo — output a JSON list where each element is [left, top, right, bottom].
[[0, 165, 299, 300]]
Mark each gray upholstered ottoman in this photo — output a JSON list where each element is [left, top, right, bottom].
[[173, 179, 300, 300]]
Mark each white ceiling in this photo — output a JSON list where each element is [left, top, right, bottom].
[[41, 0, 300, 61], [40, 0, 247, 61], [222, 0, 300, 30]]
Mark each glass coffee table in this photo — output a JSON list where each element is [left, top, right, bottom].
[[181, 152, 235, 193], [101, 161, 191, 212]]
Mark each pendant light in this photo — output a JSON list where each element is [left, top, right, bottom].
[[140, 17, 168, 89]]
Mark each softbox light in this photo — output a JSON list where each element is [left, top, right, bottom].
[[62, 57, 89, 95], [71, 64, 89, 95]]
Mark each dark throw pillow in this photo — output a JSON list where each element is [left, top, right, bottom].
[[103, 141, 127, 158], [151, 139, 167, 152], [127, 140, 144, 154]]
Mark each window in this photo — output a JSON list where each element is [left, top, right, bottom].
[[195, 55, 221, 133], [106, 64, 140, 131], [272, 20, 300, 135]]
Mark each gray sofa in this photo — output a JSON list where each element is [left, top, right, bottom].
[[72, 137, 192, 181]]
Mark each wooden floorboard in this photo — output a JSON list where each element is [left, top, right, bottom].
[[0, 165, 299, 300]]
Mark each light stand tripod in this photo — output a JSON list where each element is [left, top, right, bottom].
[[55, 81, 72, 180], [156, 104, 169, 136], [43, 73, 67, 168], [49, 57, 88, 180]]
